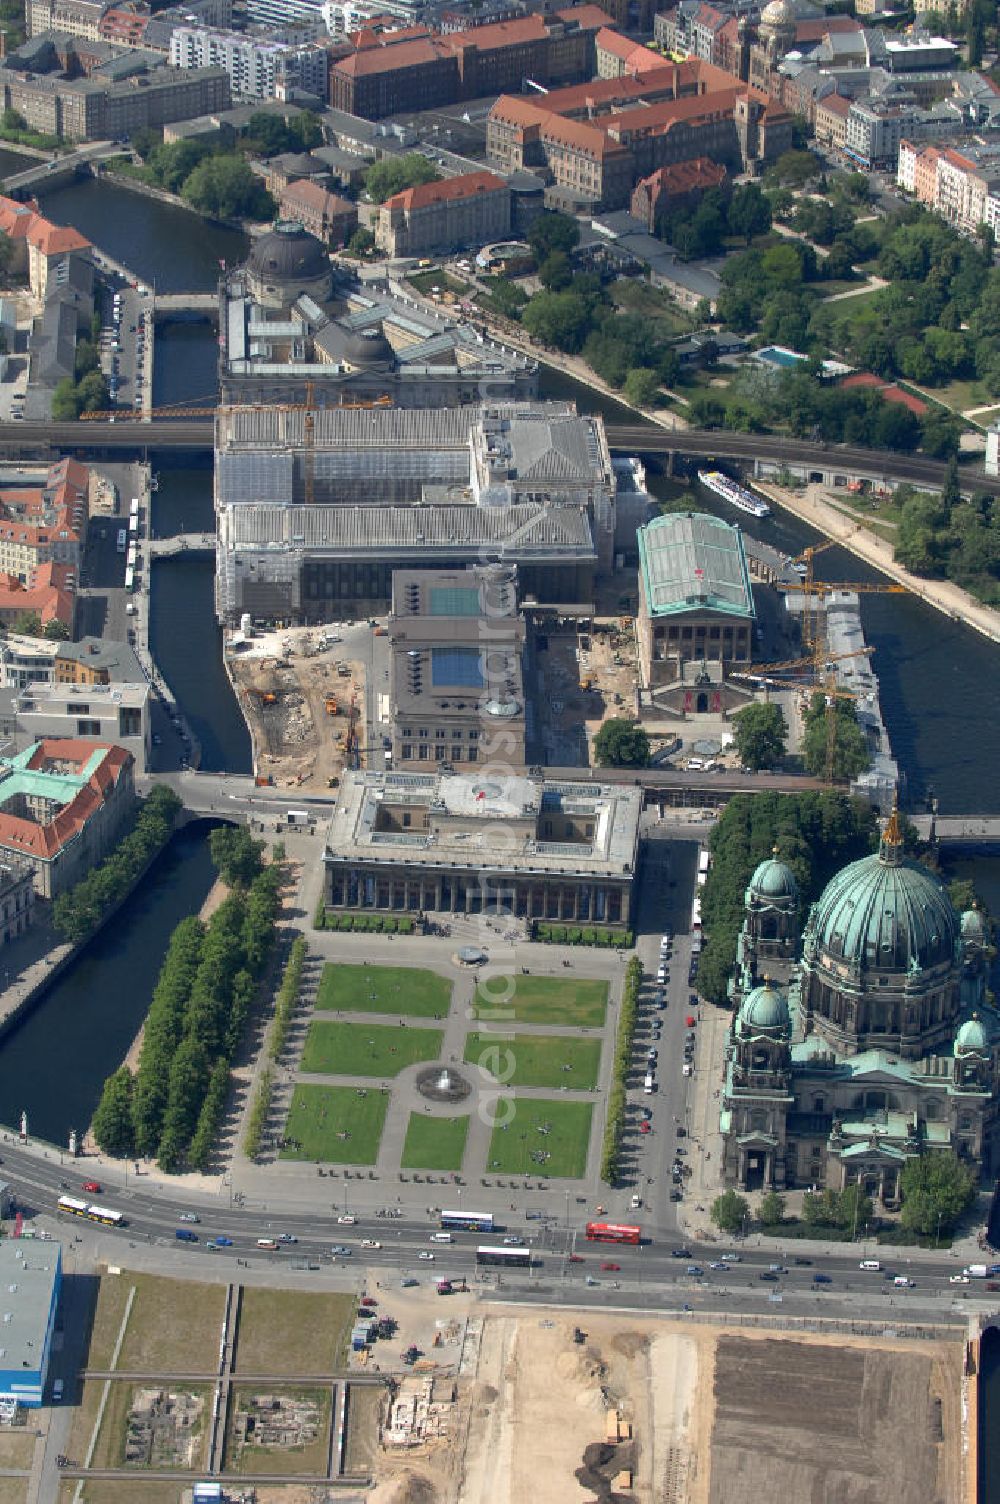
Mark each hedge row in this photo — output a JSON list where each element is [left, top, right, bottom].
[[314, 907, 414, 934], [601, 955, 642, 1185], [269, 936, 306, 1064], [533, 923, 633, 948], [244, 1067, 273, 1161]]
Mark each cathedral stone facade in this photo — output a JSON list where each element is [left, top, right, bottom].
[[721, 809, 998, 1202]]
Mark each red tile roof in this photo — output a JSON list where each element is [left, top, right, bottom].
[[0, 741, 132, 862], [636, 156, 727, 197], [554, 3, 615, 27], [385, 168, 507, 211], [817, 93, 850, 118], [27, 219, 91, 256], [334, 35, 449, 77], [596, 26, 637, 59]]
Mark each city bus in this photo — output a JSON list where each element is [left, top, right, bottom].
[[585, 1222, 641, 1246], [56, 1196, 125, 1227], [440, 1210, 494, 1233], [116, 529, 127, 554], [124, 565, 134, 593], [476, 1245, 530, 1269], [697, 850, 711, 879], [129, 497, 139, 522]]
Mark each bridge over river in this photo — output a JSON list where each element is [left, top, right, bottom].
[[5, 417, 1000, 498]]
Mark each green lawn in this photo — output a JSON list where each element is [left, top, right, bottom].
[[280, 1083, 389, 1164], [316, 962, 452, 1018], [486, 1098, 594, 1179], [400, 1113, 470, 1171], [472, 973, 608, 1028], [300, 1019, 443, 1076], [464, 1031, 601, 1089], [407, 269, 467, 295]]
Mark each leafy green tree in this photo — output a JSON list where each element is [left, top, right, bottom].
[[42, 619, 69, 641], [363, 153, 438, 204], [711, 1190, 749, 1234], [210, 825, 265, 888], [731, 703, 787, 771], [527, 211, 580, 260], [593, 718, 650, 768], [182, 154, 274, 220], [51, 378, 81, 420], [727, 182, 771, 243], [91, 1067, 135, 1156], [76, 370, 109, 414], [346, 226, 375, 257], [622, 367, 660, 407], [758, 1189, 786, 1226], [837, 1182, 875, 1235], [538, 249, 573, 291], [521, 290, 593, 353], [12, 611, 41, 637], [802, 693, 870, 782], [766, 149, 821, 188], [899, 1151, 976, 1237]]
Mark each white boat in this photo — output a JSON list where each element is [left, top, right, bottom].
[[697, 469, 770, 519]]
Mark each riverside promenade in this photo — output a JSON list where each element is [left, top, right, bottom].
[[754, 479, 1000, 647]]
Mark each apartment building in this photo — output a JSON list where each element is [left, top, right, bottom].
[[0, 459, 89, 585], [0, 860, 33, 947], [373, 170, 510, 258], [900, 137, 1000, 234], [844, 99, 911, 169], [26, 0, 105, 40], [169, 26, 329, 101], [814, 91, 850, 150]]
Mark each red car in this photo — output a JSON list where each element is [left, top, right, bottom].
[[685, 1015, 696, 1027], [600, 1261, 620, 1271], [81, 1181, 101, 1193], [639, 1121, 652, 1134], [568, 1253, 585, 1263]]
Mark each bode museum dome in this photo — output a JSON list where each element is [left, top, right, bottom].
[[721, 806, 998, 1201]]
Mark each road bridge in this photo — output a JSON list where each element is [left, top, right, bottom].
[[911, 814, 1000, 847], [153, 292, 219, 316], [2, 140, 119, 195]]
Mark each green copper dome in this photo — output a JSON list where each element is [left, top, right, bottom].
[[739, 980, 789, 1032], [955, 1014, 987, 1054], [810, 812, 957, 975], [749, 848, 797, 902]]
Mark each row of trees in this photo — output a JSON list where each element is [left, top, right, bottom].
[[91, 854, 282, 1171], [697, 792, 878, 1006], [52, 786, 182, 944], [269, 936, 306, 1064], [601, 956, 642, 1184], [712, 1151, 976, 1240]]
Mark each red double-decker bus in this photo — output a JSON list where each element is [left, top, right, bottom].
[[585, 1222, 641, 1245]]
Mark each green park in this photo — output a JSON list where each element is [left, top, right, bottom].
[[486, 1098, 594, 1179], [472, 973, 609, 1028], [280, 1083, 389, 1164], [464, 1032, 601, 1089], [400, 1113, 470, 1172], [315, 962, 452, 1018], [300, 1019, 443, 1077]]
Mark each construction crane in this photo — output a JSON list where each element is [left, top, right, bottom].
[[785, 533, 907, 652], [733, 646, 871, 781]]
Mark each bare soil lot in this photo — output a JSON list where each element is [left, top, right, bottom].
[[707, 1332, 961, 1504]]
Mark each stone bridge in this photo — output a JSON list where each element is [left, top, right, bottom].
[[148, 532, 216, 558]]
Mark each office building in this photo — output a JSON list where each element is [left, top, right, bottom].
[[169, 26, 329, 102], [322, 769, 642, 928], [388, 566, 525, 772]]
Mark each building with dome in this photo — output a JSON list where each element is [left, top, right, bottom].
[[721, 807, 1000, 1199], [219, 221, 536, 408]]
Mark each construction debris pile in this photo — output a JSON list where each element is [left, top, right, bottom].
[[383, 1376, 456, 1449], [125, 1388, 204, 1468], [232, 1392, 321, 1455]]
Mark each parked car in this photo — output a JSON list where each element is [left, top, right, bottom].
[[600, 1262, 620, 1271], [671, 1248, 691, 1259], [179, 1212, 199, 1223], [418, 1251, 435, 1261]]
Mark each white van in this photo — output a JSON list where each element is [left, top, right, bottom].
[[894, 1276, 913, 1287], [686, 758, 704, 770], [859, 1259, 881, 1271], [257, 1238, 278, 1250], [430, 1232, 453, 1243], [643, 1073, 655, 1094]]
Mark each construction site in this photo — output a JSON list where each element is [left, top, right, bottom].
[[226, 624, 369, 793]]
